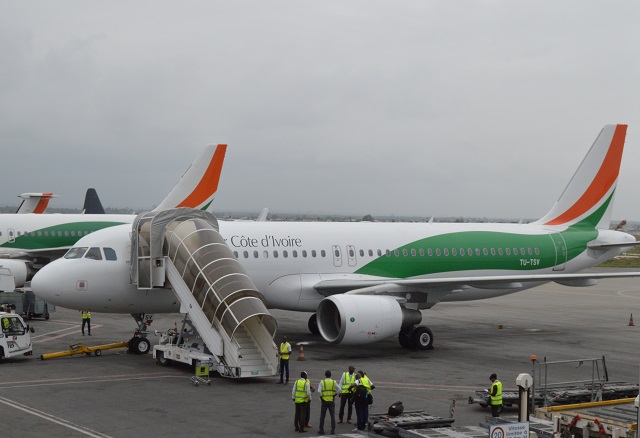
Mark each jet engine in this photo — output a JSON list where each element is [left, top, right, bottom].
[[0, 259, 31, 290], [316, 294, 422, 345]]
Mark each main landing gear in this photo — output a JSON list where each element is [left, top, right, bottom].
[[399, 325, 434, 350], [128, 313, 153, 355], [308, 314, 319, 335]]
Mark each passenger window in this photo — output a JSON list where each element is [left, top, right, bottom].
[[498, 248, 503, 256], [419, 248, 424, 256], [402, 249, 407, 257], [312, 250, 317, 258], [85, 247, 102, 260], [513, 248, 518, 255], [283, 250, 288, 258], [452, 248, 457, 256], [534, 248, 540, 255], [428, 249, 433, 256], [104, 247, 117, 261], [436, 249, 441, 256], [293, 250, 298, 258], [377, 249, 382, 256], [491, 248, 496, 256], [369, 249, 373, 257], [475, 249, 481, 256], [459, 248, 465, 256], [243, 251, 249, 258], [483, 248, 488, 256], [385, 249, 391, 257], [411, 249, 416, 256], [527, 248, 532, 255], [254, 251, 259, 258], [321, 250, 326, 257], [443, 248, 449, 256], [302, 250, 307, 257], [349, 249, 355, 257], [263, 250, 269, 259], [233, 251, 238, 258], [273, 251, 279, 258], [65, 247, 88, 259], [394, 249, 399, 257]]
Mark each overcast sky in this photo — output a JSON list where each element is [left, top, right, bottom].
[[2, 2, 640, 220]]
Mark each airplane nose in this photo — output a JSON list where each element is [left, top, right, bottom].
[[31, 263, 62, 302]]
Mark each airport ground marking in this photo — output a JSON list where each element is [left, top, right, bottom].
[[0, 371, 182, 387], [32, 324, 104, 343], [0, 394, 113, 438]]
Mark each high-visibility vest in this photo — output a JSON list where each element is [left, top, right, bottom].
[[2, 318, 9, 329], [320, 378, 337, 402], [294, 379, 308, 404], [341, 372, 355, 393], [490, 380, 503, 405], [82, 311, 91, 320], [361, 375, 372, 394], [279, 342, 291, 360]]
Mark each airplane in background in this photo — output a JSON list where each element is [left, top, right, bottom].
[[0, 144, 227, 293], [30, 124, 640, 354], [15, 188, 105, 215], [15, 193, 58, 214]]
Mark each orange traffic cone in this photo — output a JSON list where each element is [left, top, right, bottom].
[[297, 344, 306, 361], [629, 314, 635, 326]]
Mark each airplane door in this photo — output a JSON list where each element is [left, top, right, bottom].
[[549, 232, 567, 271], [346, 245, 357, 267], [332, 245, 342, 267], [7, 229, 15, 243]]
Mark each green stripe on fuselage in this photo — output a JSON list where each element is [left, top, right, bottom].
[[355, 228, 597, 278], [0, 221, 126, 250]]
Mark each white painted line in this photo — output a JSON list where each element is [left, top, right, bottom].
[[0, 395, 113, 437]]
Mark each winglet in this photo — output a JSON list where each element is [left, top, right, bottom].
[[535, 124, 627, 229], [154, 144, 227, 212]]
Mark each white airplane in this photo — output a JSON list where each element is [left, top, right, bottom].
[[31, 125, 640, 353], [0, 144, 227, 291]]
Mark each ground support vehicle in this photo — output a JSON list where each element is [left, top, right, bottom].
[[0, 311, 34, 360]]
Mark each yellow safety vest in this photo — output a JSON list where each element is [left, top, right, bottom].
[[320, 378, 337, 402], [341, 372, 355, 393], [82, 311, 91, 320], [490, 380, 503, 405], [294, 379, 308, 404], [361, 375, 372, 394], [2, 318, 9, 329], [279, 342, 291, 360]]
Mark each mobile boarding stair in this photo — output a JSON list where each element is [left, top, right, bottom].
[[130, 208, 278, 378]]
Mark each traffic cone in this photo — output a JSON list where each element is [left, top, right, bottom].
[[629, 314, 635, 326], [297, 344, 306, 361]]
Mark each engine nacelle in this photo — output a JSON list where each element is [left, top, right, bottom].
[[0, 259, 30, 290], [317, 295, 422, 345]]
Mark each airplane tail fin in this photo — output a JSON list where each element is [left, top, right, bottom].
[[16, 192, 58, 214], [82, 188, 105, 214], [534, 124, 627, 229], [153, 144, 227, 212]]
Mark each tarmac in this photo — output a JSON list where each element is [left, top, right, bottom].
[[1, 272, 640, 438]]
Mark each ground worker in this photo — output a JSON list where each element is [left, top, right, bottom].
[[359, 370, 375, 404], [81, 310, 91, 336], [350, 373, 369, 431], [2, 316, 10, 332], [278, 335, 292, 384], [317, 370, 337, 435], [338, 365, 356, 424], [292, 371, 311, 433], [489, 373, 503, 417]]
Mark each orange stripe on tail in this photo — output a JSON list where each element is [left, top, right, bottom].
[[544, 125, 627, 225], [176, 144, 227, 208]]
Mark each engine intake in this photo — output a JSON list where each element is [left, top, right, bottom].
[[317, 295, 422, 345]]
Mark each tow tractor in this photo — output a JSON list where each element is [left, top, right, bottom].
[[0, 311, 34, 360]]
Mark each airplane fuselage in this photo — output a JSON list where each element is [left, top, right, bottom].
[[30, 220, 633, 314]]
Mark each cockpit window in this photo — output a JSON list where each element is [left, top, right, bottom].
[[64, 247, 88, 259], [85, 247, 102, 260], [104, 247, 117, 261]]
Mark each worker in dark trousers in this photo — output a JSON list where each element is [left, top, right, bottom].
[[351, 373, 369, 431], [338, 365, 356, 423], [292, 371, 311, 433], [317, 370, 337, 435], [81, 310, 91, 336], [489, 373, 503, 417], [278, 335, 292, 383]]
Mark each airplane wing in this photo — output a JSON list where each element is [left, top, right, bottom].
[[314, 270, 640, 308]]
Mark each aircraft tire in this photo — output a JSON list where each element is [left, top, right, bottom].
[[398, 327, 412, 349], [308, 314, 319, 335], [135, 338, 151, 355], [410, 326, 434, 350], [95, 349, 102, 357]]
